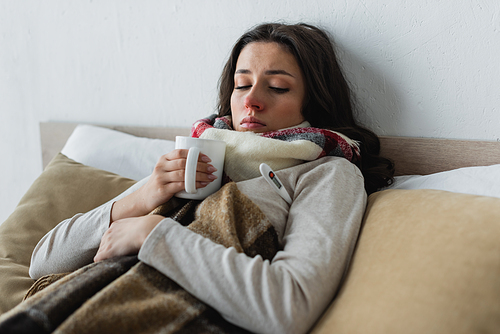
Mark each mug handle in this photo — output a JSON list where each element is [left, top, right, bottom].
[[184, 147, 200, 194]]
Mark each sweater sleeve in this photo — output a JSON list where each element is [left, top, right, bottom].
[[29, 178, 147, 280], [138, 158, 366, 334]]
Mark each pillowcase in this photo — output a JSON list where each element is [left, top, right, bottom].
[[61, 125, 176, 181], [312, 189, 500, 334], [386, 164, 500, 198], [0, 154, 136, 315]]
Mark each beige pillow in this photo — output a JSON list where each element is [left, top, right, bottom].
[[312, 189, 500, 334], [0, 154, 136, 314]]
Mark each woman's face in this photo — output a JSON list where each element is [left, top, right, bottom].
[[230, 42, 306, 133]]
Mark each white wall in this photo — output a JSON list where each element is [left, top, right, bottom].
[[1, 0, 499, 223]]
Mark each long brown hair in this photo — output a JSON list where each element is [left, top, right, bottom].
[[217, 23, 394, 194]]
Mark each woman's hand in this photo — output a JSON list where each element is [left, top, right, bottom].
[[94, 214, 164, 262], [111, 149, 217, 223], [138, 149, 218, 210]]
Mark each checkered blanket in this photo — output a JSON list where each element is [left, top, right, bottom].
[[0, 183, 279, 334]]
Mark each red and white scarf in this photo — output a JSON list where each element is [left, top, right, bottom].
[[191, 114, 360, 182]]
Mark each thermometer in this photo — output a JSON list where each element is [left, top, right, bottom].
[[259, 163, 293, 205]]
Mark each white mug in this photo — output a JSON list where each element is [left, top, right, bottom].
[[174, 136, 226, 200]]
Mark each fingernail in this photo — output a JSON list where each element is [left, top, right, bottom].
[[200, 182, 209, 187], [201, 155, 211, 162], [207, 174, 217, 180], [207, 165, 217, 173]]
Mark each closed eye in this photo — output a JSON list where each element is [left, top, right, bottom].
[[235, 85, 252, 90], [270, 87, 290, 94]]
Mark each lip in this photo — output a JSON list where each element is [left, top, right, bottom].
[[240, 116, 266, 131], [240, 116, 266, 125]]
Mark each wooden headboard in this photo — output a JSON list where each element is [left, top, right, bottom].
[[379, 136, 500, 175], [40, 122, 500, 176]]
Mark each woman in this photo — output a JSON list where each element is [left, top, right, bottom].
[[30, 23, 394, 334]]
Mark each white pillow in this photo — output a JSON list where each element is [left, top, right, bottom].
[[386, 164, 500, 198], [61, 125, 176, 180]]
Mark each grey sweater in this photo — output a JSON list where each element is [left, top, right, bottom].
[[30, 156, 366, 334]]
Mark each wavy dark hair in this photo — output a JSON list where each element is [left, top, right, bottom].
[[217, 23, 394, 194]]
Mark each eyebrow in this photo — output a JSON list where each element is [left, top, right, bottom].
[[235, 69, 295, 78]]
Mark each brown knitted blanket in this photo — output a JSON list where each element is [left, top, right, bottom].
[[0, 182, 279, 334]]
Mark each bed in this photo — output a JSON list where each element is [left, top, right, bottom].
[[1, 122, 500, 333]]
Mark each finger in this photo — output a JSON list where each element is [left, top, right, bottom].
[[162, 149, 188, 161], [177, 161, 216, 174], [200, 162, 217, 173], [94, 250, 104, 262], [156, 154, 213, 173], [152, 151, 186, 173], [156, 178, 214, 193], [195, 171, 218, 183], [155, 162, 217, 183], [160, 180, 186, 194], [94, 233, 111, 262], [152, 170, 186, 186], [94, 246, 108, 262], [162, 149, 211, 162], [159, 165, 217, 183], [198, 154, 211, 163]]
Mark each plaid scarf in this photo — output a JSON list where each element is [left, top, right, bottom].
[[191, 114, 360, 182]]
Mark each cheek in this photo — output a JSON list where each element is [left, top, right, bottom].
[[230, 94, 236, 115], [284, 98, 305, 123], [229, 94, 239, 120], [230, 92, 236, 108], [280, 97, 302, 114], [230, 92, 244, 114]]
